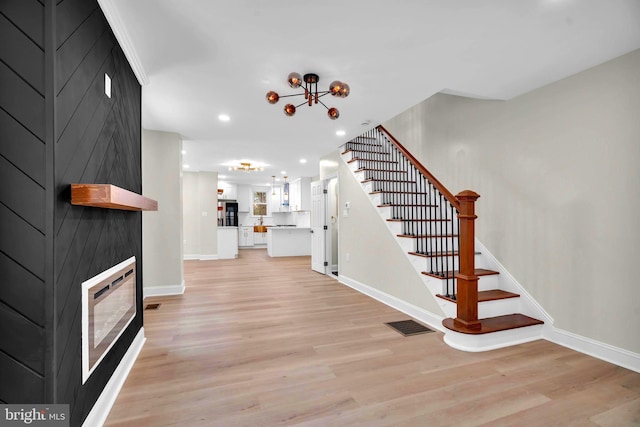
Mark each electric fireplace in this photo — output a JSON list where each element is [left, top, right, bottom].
[[81, 257, 136, 384]]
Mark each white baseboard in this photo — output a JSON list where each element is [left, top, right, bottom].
[[183, 254, 218, 261], [341, 275, 640, 373], [143, 280, 185, 298], [339, 275, 446, 333], [83, 327, 146, 427], [545, 327, 640, 373]]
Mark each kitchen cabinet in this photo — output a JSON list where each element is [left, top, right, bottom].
[[269, 186, 284, 213], [254, 231, 267, 245], [267, 227, 311, 257], [217, 227, 238, 259], [288, 177, 311, 211], [238, 226, 254, 247], [253, 225, 268, 245], [237, 184, 251, 212], [218, 182, 237, 200]]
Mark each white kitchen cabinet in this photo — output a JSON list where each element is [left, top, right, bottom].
[[238, 226, 254, 247], [289, 177, 311, 211], [237, 184, 251, 212], [269, 186, 283, 213], [254, 231, 267, 245], [217, 227, 238, 259], [218, 182, 237, 200], [267, 227, 311, 257]]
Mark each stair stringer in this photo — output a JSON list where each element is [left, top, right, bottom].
[[340, 150, 547, 351]]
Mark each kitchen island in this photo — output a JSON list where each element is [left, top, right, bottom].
[[267, 227, 311, 257], [217, 227, 238, 259]]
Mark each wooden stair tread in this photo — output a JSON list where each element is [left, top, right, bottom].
[[388, 218, 451, 222], [342, 149, 390, 155], [355, 168, 406, 173], [378, 204, 438, 208], [442, 314, 543, 335], [363, 178, 416, 184], [436, 289, 519, 303], [370, 190, 426, 195], [348, 136, 377, 141], [348, 158, 398, 164], [421, 268, 498, 279], [410, 251, 457, 258], [398, 233, 458, 238], [410, 250, 481, 258], [346, 142, 382, 147]]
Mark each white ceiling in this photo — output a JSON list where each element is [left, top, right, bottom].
[[104, 0, 640, 185]]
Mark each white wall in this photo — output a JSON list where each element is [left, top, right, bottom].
[[384, 49, 640, 353], [182, 172, 199, 255], [198, 172, 218, 258], [339, 161, 444, 316], [141, 130, 184, 296], [320, 150, 340, 180], [183, 171, 218, 259]]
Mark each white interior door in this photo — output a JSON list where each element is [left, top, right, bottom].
[[310, 180, 327, 274]]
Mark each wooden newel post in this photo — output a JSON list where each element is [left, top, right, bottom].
[[454, 190, 481, 331]]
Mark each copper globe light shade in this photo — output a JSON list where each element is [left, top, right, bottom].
[[266, 72, 350, 120]]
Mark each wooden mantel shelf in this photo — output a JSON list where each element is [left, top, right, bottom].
[[71, 184, 158, 211]]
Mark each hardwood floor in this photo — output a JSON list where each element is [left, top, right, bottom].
[[105, 249, 640, 426]]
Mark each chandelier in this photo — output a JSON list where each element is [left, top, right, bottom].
[[229, 162, 263, 173], [266, 72, 350, 120]]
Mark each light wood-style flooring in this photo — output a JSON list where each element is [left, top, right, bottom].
[[105, 249, 640, 426]]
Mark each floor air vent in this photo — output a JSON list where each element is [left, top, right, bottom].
[[145, 303, 161, 310], [385, 320, 434, 336]]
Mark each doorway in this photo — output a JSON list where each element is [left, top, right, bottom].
[[310, 177, 339, 277], [327, 177, 339, 277]]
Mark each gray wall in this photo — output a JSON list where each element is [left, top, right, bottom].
[[182, 172, 200, 256], [384, 49, 640, 353], [339, 161, 444, 316], [182, 171, 218, 258], [142, 130, 184, 294]]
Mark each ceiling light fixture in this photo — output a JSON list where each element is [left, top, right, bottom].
[[336, 130, 346, 136], [218, 114, 230, 122], [266, 72, 349, 120], [300, 158, 307, 164], [229, 162, 263, 173]]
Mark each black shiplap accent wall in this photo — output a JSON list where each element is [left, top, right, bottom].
[[0, 1, 143, 425], [0, 0, 47, 405]]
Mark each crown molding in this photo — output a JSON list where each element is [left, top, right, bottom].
[[97, 0, 149, 86]]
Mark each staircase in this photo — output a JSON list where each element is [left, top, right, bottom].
[[341, 125, 545, 351]]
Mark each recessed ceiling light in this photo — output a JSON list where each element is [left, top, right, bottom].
[[218, 174, 227, 179], [300, 158, 307, 164], [183, 164, 190, 169], [218, 114, 230, 122], [336, 130, 346, 136], [281, 170, 287, 175], [181, 150, 187, 154]]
